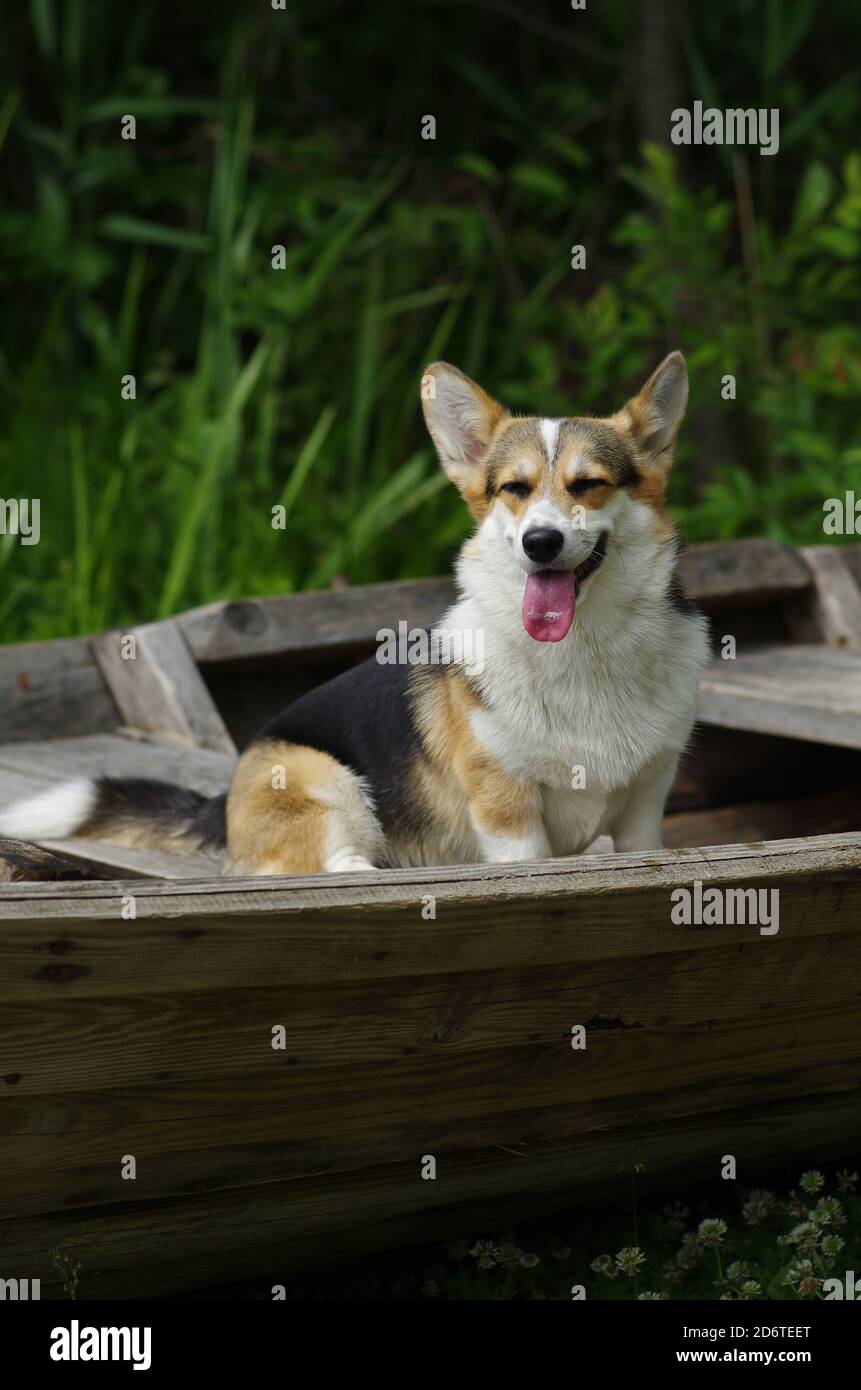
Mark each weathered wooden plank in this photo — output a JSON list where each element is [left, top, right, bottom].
[[3, 929, 859, 1097], [787, 545, 861, 649], [843, 544, 861, 589], [0, 636, 119, 744], [663, 781, 861, 847], [0, 816, 853, 910], [0, 732, 233, 796], [677, 537, 811, 609], [37, 837, 221, 882], [179, 578, 457, 666], [0, 833, 859, 996], [2, 826, 858, 900], [92, 622, 237, 754], [0, 763, 59, 805], [698, 643, 861, 747], [3, 996, 858, 1220], [0, 827, 857, 908], [2, 1090, 858, 1299]]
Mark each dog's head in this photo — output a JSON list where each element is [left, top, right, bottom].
[[421, 353, 687, 640]]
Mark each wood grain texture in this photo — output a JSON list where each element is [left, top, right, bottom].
[[843, 544, 861, 589], [0, 636, 118, 744], [677, 537, 811, 609], [0, 731, 233, 795], [3, 1001, 858, 1219], [3, 932, 859, 1098], [787, 545, 861, 650], [1, 830, 859, 1295], [92, 622, 237, 754], [662, 781, 861, 846], [699, 643, 861, 747], [37, 837, 221, 881], [1, 826, 858, 917], [3, 1091, 859, 1300], [179, 578, 457, 666]]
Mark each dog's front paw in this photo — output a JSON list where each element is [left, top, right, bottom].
[[326, 852, 378, 872]]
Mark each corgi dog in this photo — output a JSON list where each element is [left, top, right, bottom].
[[1, 353, 710, 875]]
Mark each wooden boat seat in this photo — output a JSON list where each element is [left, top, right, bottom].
[[699, 642, 861, 749]]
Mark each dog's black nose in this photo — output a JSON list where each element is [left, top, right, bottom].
[[522, 527, 564, 563]]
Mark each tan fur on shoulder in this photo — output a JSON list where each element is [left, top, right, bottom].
[[413, 668, 539, 840]]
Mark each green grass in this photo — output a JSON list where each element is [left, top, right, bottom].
[[2, 1, 860, 643]]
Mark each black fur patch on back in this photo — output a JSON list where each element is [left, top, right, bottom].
[[195, 792, 228, 848], [83, 778, 227, 850], [257, 654, 428, 837]]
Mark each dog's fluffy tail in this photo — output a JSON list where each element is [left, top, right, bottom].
[[0, 776, 227, 855]]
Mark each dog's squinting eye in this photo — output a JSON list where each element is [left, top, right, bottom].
[[567, 478, 609, 496], [500, 481, 532, 499]]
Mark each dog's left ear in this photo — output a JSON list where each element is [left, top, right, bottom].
[[421, 362, 509, 493], [614, 351, 688, 469]]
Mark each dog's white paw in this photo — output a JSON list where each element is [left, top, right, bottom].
[[326, 852, 377, 872]]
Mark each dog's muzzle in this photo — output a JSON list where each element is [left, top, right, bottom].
[[520, 532, 609, 642]]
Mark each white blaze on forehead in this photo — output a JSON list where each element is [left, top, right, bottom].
[[538, 418, 562, 468]]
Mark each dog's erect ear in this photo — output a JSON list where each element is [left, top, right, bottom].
[[421, 362, 509, 492], [614, 351, 688, 469]]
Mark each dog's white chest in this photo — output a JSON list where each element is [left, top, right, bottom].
[[446, 551, 709, 857], [470, 638, 680, 794]]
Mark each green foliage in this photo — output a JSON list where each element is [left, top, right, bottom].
[[275, 1167, 861, 1301], [584, 1169, 861, 1302], [49, 1246, 82, 1300], [1, 0, 859, 641]]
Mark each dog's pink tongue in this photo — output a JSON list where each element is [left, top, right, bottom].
[[522, 570, 576, 641]]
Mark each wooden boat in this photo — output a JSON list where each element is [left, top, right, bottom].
[[1, 537, 860, 1299]]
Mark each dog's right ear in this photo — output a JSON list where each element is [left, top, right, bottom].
[[421, 363, 509, 494]]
